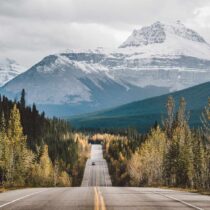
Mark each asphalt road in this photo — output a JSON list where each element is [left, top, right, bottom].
[[0, 144, 210, 210], [81, 144, 112, 187]]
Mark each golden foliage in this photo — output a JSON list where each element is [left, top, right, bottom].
[[128, 126, 167, 186]]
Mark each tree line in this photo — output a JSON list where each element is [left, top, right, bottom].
[[103, 96, 210, 190], [0, 90, 89, 187]]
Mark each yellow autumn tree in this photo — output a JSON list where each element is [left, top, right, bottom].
[[58, 171, 71, 186], [128, 126, 167, 186], [6, 105, 34, 186], [37, 145, 54, 186]]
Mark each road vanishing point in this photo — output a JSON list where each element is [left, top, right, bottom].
[[0, 144, 210, 210]]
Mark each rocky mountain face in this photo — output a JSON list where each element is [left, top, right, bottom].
[[0, 58, 25, 87], [1, 21, 210, 116], [120, 21, 206, 47]]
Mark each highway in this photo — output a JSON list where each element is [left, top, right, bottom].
[[81, 144, 112, 187], [0, 144, 210, 209]]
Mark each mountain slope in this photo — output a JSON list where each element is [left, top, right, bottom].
[[1, 21, 210, 116], [1, 53, 169, 116], [69, 82, 210, 132], [0, 58, 25, 87]]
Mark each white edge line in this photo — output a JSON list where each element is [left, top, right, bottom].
[[155, 192, 204, 210], [103, 161, 107, 187], [0, 189, 49, 208], [88, 159, 91, 187]]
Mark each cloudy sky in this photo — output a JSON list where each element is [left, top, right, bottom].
[[0, 0, 210, 68]]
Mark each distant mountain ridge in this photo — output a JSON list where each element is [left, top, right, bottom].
[[0, 58, 25, 87], [1, 21, 210, 116], [69, 81, 210, 132]]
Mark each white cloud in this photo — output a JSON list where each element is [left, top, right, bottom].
[[193, 6, 210, 28]]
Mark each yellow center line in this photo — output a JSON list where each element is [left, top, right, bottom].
[[94, 187, 107, 210], [94, 187, 99, 210], [99, 190, 106, 210]]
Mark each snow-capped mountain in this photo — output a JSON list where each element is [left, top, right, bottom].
[[0, 58, 25, 87], [1, 21, 210, 116], [120, 21, 206, 48]]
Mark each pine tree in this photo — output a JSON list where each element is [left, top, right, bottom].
[[164, 96, 175, 138], [0, 112, 7, 184], [164, 97, 194, 188], [177, 97, 187, 127], [177, 125, 194, 187], [0, 112, 6, 155], [201, 97, 210, 144], [192, 130, 206, 189], [163, 135, 179, 186], [20, 89, 26, 108]]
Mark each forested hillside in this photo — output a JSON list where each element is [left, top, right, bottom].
[[70, 81, 210, 132], [0, 90, 89, 188]]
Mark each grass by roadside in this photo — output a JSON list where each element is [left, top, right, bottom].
[[0, 188, 7, 193], [0, 186, 27, 193]]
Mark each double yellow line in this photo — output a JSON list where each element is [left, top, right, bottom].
[[94, 187, 106, 210]]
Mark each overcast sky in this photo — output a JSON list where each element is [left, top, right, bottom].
[[0, 0, 210, 68]]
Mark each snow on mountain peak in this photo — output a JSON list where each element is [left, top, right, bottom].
[[120, 21, 207, 48], [0, 58, 25, 87]]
